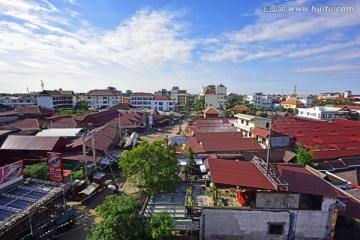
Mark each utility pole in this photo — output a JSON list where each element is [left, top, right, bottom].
[[92, 132, 97, 170], [266, 118, 272, 174], [82, 133, 89, 184]]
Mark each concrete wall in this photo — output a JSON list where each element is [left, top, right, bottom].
[[294, 210, 330, 239], [37, 96, 53, 108], [256, 192, 300, 209], [200, 205, 335, 240], [201, 208, 291, 240]]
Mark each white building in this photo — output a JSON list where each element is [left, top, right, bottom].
[[170, 86, 188, 109], [200, 84, 227, 109], [0, 96, 36, 108], [297, 106, 336, 121], [86, 89, 122, 110], [234, 113, 270, 137], [287, 94, 313, 107], [37, 90, 76, 110], [246, 93, 278, 110], [131, 93, 175, 111]]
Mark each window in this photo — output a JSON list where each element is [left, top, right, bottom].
[[268, 224, 283, 235], [266, 122, 270, 129]]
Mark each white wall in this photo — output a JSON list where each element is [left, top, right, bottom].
[[37, 96, 53, 108]]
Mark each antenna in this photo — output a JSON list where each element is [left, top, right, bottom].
[[41, 80, 44, 91], [294, 85, 297, 95], [27, 87, 29, 94]]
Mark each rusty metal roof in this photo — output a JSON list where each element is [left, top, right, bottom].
[[208, 158, 275, 190], [0, 135, 64, 150]]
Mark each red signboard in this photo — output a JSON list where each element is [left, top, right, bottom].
[[47, 152, 64, 183], [0, 161, 23, 185]]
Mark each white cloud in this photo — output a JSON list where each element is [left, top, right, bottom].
[[294, 64, 360, 73], [0, 2, 196, 92], [200, 0, 360, 63]]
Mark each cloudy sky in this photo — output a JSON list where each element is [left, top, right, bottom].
[[0, 0, 359, 94]]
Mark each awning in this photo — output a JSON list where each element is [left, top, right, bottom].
[[79, 182, 99, 195]]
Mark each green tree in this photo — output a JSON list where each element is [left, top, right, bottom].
[[259, 105, 265, 112], [119, 139, 180, 195], [224, 96, 244, 109], [75, 100, 90, 111], [125, 90, 133, 97], [148, 211, 175, 240], [223, 110, 231, 118], [194, 96, 205, 112], [296, 145, 316, 167], [23, 162, 49, 180], [247, 104, 256, 115], [87, 195, 146, 240]]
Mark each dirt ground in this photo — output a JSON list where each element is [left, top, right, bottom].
[[56, 121, 189, 240], [140, 121, 189, 143]]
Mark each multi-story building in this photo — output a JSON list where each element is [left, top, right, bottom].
[[318, 92, 342, 100], [245, 93, 277, 110], [297, 106, 336, 121], [86, 88, 122, 110], [279, 99, 305, 109], [37, 90, 76, 110], [200, 84, 227, 109], [131, 93, 175, 111], [234, 113, 270, 137], [0, 96, 36, 108], [287, 94, 313, 107], [170, 86, 188, 109]]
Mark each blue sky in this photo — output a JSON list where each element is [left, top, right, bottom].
[[0, 0, 359, 94]]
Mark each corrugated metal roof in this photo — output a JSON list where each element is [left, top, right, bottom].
[[0, 135, 63, 150], [36, 128, 83, 137], [208, 158, 275, 190], [201, 138, 262, 152]]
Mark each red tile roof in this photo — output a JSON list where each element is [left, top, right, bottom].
[[132, 92, 154, 96], [203, 107, 220, 115], [153, 95, 171, 100], [208, 158, 276, 190], [204, 89, 216, 94], [232, 105, 248, 111], [87, 89, 120, 96]]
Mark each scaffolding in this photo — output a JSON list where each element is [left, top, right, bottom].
[[252, 158, 289, 191], [0, 178, 68, 236]]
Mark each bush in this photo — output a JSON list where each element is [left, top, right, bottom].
[[71, 169, 84, 180]]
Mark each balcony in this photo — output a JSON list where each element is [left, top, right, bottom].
[[234, 121, 253, 133]]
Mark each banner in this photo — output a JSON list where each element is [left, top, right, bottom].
[[47, 152, 64, 183], [0, 160, 23, 185]]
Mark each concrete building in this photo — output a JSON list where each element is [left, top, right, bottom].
[[170, 86, 188, 109], [0, 96, 36, 108], [279, 99, 305, 109], [131, 93, 175, 111], [37, 90, 76, 110], [199, 159, 356, 240], [234, 113, 270, 137], [245, 93, 277, 110], [200, 84, 227, 109], [287, 94, 313, 107], [86, 88, 122, 110], [318, 92, 342, 100], [297, 106, 337, 121]]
